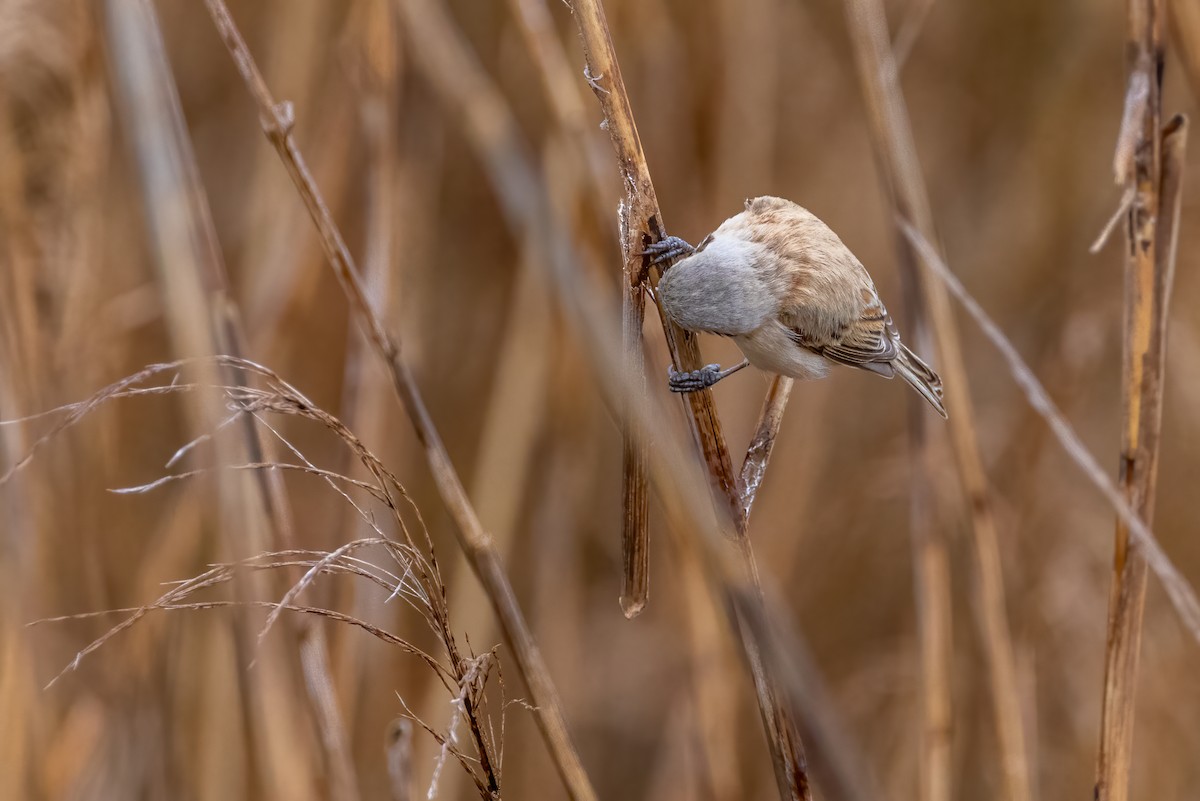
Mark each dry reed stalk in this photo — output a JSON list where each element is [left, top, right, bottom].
[[503, 0, 654, 618], [105, 4, 362, 798], [332, 0, 407, 736], [201, 3, 596, 798], [900, 242, 952, 801], [438, 239, 555, 801], [905, 353, 952, 801], [103, 5, 318, 799], [0, 6, 101, 795], [386, 719, 415, 801], [842, 2, 1030, 799], [572, 0, 742, 528], [619, 277, 652, 617], [1095, 0, 1181, 786], [571, 3, 814, 798], [379, 2, 884, 798], [235, 1, 339, 349], [431, 12, 612, 772], [504, 0, 613, 216], [897, 222, 1200, 638]]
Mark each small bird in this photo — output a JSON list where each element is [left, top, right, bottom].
[[645, 196, 947, 418]]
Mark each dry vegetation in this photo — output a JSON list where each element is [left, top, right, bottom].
[[3, 1, 1200, 800]]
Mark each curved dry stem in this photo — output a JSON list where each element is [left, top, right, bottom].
[[200, 3, 595, 798]]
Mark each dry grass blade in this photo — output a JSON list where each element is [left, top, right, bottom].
[[29, 362, 512, 797], [200, 3, 595, 798], [1095, 0, 1178, 783], [842, 1, 1030, 798]]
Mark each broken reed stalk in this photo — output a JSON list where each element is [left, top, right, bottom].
[[571, 3, 814, 799], [571, 0, 742, 619], [842, 1, 1031, 799], [621, 279, 652, 616], [1096, 0, 1180, 791], [104, 3, 358, 798], [200, 4, 596, 800]]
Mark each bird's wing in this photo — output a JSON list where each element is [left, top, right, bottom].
[[787, 301, 901, 378]]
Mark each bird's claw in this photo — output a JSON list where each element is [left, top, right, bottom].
[[640, 235, 695, 267], [668, 363, 723, 393]]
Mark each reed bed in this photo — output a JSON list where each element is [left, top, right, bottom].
[[3, 1, 1200, 800]]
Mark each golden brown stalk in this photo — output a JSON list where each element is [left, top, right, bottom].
[[1095, 0, 1181, 785], [577, 0, 659, 619], [899, 239, 952, 801], [906, 354, 952, 801], [572, 0, 743, 530], [620, 282, 651, 617], [503, 0, 653, 620], [201, 3, 596, 799], [842, 1, 1030, 799], [572, 3, 813, 798]]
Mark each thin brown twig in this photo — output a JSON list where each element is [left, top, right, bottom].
[[739, 376, 794, 527], [1095, 0, 1177, 787], [842, 1, 1031, 798], [200, 3, 596, 799]]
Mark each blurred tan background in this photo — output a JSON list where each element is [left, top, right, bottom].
[[2, 0, 1200, 799]]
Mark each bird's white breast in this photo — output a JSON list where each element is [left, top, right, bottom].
[[733, 321, 830, 380], [658, 234, 777, 336]]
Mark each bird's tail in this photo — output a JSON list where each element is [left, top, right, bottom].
[[893, 345, 947, 419]]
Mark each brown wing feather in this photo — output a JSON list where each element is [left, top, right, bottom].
[[788, 305, 901, 378]]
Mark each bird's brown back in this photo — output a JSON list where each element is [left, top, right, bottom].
[[730, 196, 878, 345]]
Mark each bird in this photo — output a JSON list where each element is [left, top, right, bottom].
[[644, 195, 946, 418]]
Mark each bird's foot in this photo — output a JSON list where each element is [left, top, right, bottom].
[[668, 364, 723, 393], [668, 359, 751, 393], [641, 235, 695, 267]]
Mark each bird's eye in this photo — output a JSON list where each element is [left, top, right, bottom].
[[694, 234, 714, 253]]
